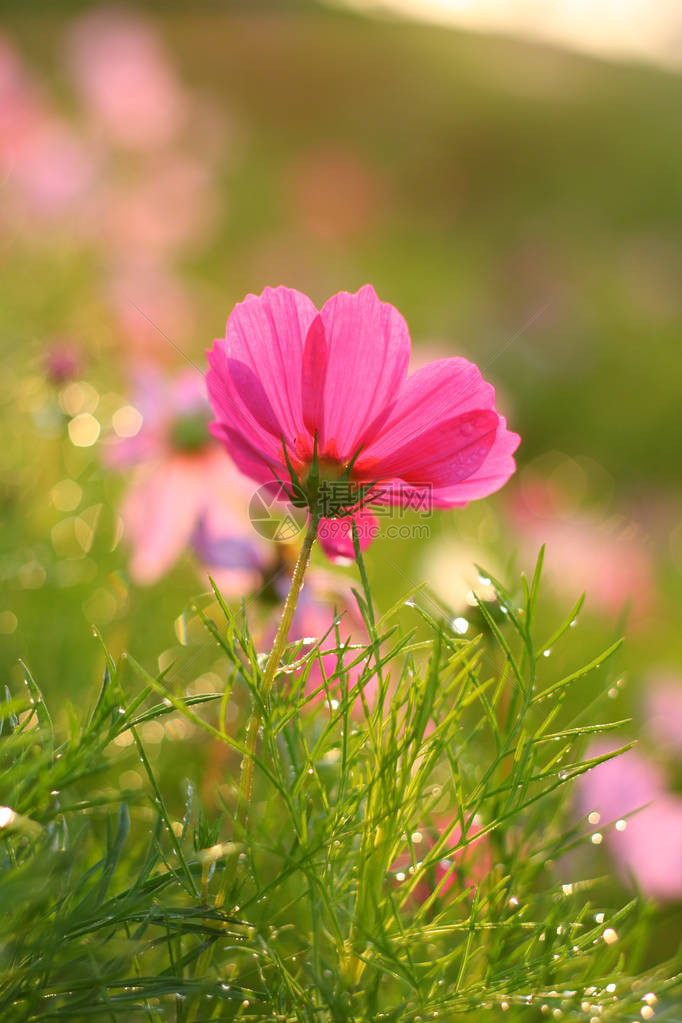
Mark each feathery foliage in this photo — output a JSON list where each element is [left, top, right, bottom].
[[1, 552, 679, 1021]]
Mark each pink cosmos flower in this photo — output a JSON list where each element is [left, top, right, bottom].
[[207, 286, 519, 560], [108, 368, 268, 588]]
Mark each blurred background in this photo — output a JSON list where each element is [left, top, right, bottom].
[[1, 0, 681, 939]]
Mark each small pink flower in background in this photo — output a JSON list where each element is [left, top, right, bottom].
[[108, 260, 193, 365], [109, 369, 267, 589], [207, 285, 519, 561], [644, 673, 682, 752], [510, 474, 654, 622], [43, 339, 83, 385], [100, 155, 213, 260], [392, 815, 490, 905], [8, 117, 95, 218], [65, 8, 186, 150], [576, 741, 682, 900], [286, 144, 387, 241], [0, 33, 42, 170], [272, 568, 370, 714], [0, 34, 95, 225]]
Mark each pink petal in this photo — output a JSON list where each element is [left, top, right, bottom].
[[301, 313, 328, 436], [224, 358, 282, 437], [360, 357, 496, 463], [206, 350, 289, 479], [359, 409, 499, 487], [317, 509, 380, 562], [208, 421, 283, 487], [318, 285, 410, 459], [220, 286, 317, 442], [429, 417, 520, 506]]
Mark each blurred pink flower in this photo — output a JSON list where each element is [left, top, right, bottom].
[[8, 117, 94, 217], [510, 475, 654, 621], [286, 144, 387, 241], [66, 8, 186, 150], [644, 673, 682, 753], [109, 368, 267, 588], [576, 741, 682, 900], [0, 34, 94, 224], [262, 568, 370, 715], [207, 285, 519, 560], [392, 814, 490, 905], [43, 339, 83, 385], [100, 155, 213, 259], [108, 260, 193, 364]]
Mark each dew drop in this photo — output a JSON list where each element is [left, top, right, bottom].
[[602, 927, 618, 944], [591, 832, 603, 845], [0, 807, 16, 828]]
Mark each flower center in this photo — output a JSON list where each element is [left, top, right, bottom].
[[170, 411, 211, 453]]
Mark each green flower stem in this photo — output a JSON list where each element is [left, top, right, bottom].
[[234, 513, 319, 842]]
